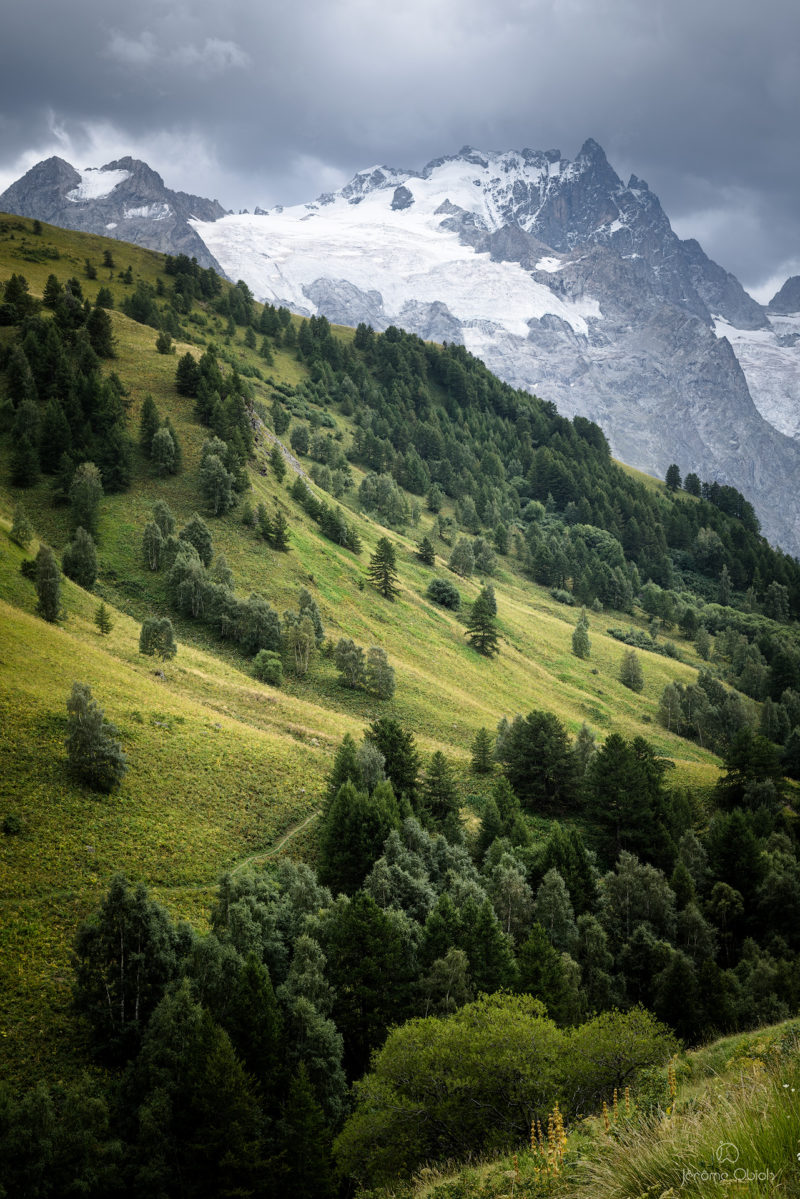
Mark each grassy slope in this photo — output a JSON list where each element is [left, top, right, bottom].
[[0, 214, 721, 1082], [356, 1019, 800, 1199]]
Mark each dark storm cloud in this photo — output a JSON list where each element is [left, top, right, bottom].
[[1, 0, 799, 296]]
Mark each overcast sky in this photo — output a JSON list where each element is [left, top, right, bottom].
[[1, 0, 798, 300]]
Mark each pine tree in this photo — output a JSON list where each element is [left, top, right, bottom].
[[35, 545, 61, 622], [66, 682, 127, 791], [465, 589, 499, 656], [417, 535, 435, 565], [94, 602, 113, 635], [665, 463, 682, 491], [367, 536, 400, 600]]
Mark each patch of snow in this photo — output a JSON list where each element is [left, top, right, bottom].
[[66, 167, 131, 202], [192, 187, 601, 340], [105, 222, 117, 230], [535, 256, 564, 273], [716, 317, 800, 440], [123, 203, 172, 220]]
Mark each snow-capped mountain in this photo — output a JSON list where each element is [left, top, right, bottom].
[[189, 140, 800, 556], [0, 156, 226, 271], [3, 142, 800, 554]]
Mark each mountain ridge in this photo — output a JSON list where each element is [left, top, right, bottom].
[[0, 155, 227, 272]]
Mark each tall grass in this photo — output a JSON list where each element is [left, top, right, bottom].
[[569, 1035, 800, 1198]]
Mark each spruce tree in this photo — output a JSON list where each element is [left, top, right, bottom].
[[94, 602, 113, 635], [66, 681, 127, 792], [417, 535, 436, 565], [35, 545, 61, 622], [471, 727, 494, 774], [422, 751, 459, 827], [270, 444, 286, 482], [271, 506, 291, 551], [367, 536, 400, 600], [276, 1065, 336, 1199], [465, 589, 499, 656]]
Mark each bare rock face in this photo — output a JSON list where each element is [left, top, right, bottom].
[[0, 156, 227, 272], [769, 277, 800, 314]]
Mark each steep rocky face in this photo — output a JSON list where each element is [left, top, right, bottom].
[[191, 139, 800, 555], [0, 156, 227, 271], [769, 276, 800, 314]]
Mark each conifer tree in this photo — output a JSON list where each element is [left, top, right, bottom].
[[66, 681, 127, 792], [94, 602, 113, 635], [270, 444, 286, 482], [422, 751, 459, 827], [276, 1064, 336, 1199], [465, 589, 499, 656], [271, 506, 291, 551], [11, 434, 40, 487], [471, 727, 494, 774], [35, 545, 61, 622], [572, 609, 591, 658], [416, 535, 436, 565], [367, 536, 400, 600]]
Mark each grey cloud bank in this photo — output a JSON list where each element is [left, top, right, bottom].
[[0, 0, 798, 297]]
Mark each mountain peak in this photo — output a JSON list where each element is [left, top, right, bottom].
[[578, 137, 608, 163]]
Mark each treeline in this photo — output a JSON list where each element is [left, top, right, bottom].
[[276, 313, 800, 617]]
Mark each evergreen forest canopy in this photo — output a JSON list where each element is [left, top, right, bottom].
[[1, 220, 800, 1198]]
